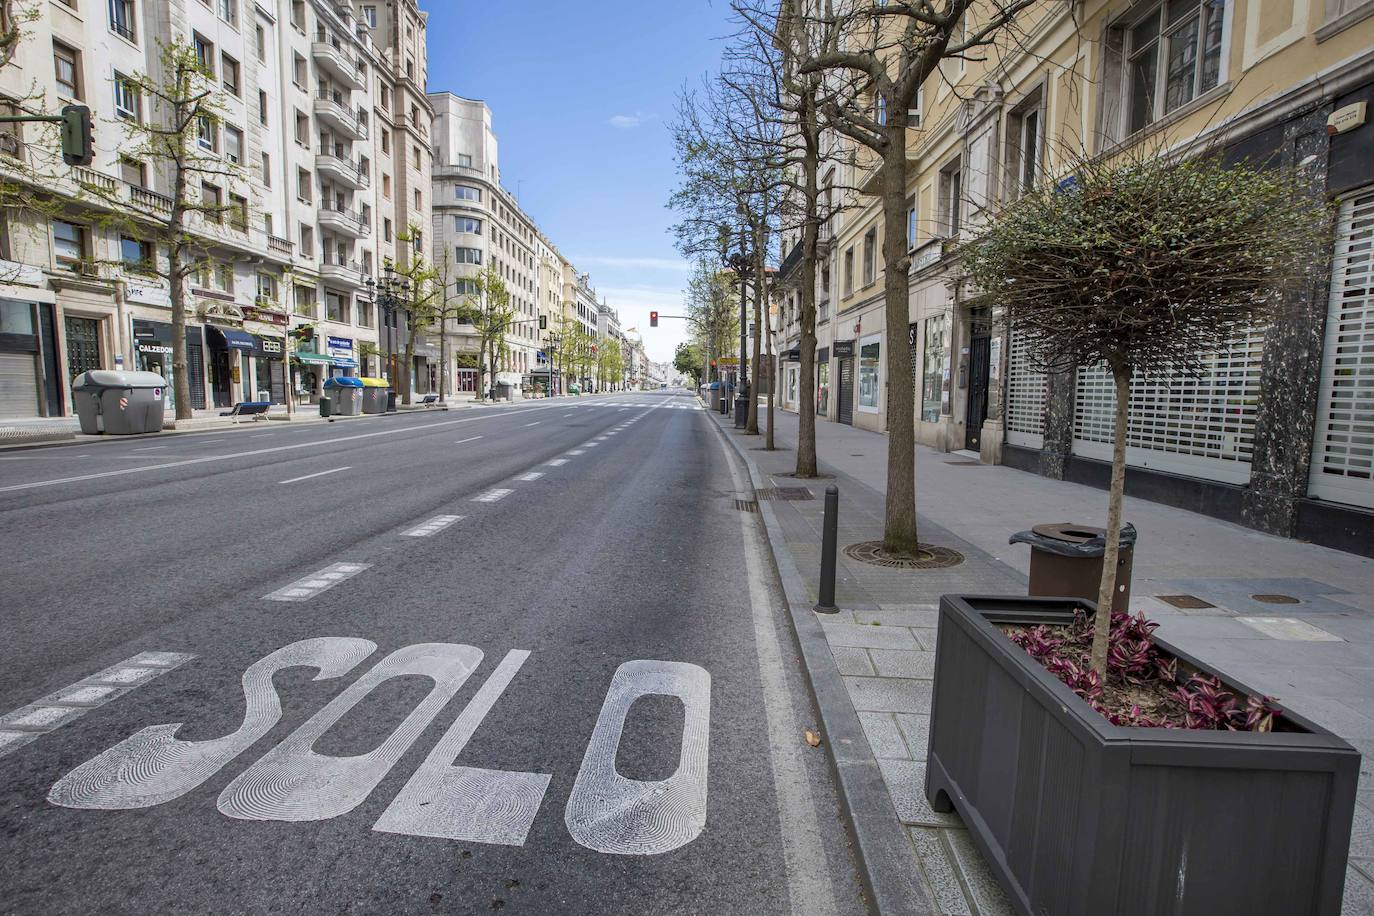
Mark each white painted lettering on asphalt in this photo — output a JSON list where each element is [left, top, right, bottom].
[[565, 660, 711, 855], [375, 650, 550, 846], [278, 466, 350, 485], [1, 651, 195, 760], [402, 515, 464, 537], [218, 643, 483, 822], [472, 488, 514, 503], [49, 638, 375, 808], [262, 562, 370, 602]]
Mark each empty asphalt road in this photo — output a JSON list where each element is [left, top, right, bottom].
[[0, 391, 863, 915]]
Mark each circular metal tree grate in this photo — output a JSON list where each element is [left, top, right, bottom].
[[844, 541, 965, 570]]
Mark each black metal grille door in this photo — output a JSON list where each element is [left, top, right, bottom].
[[965, 334, 991, 450], [838, 358, 853, 425]]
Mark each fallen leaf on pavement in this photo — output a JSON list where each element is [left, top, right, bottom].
[[805, 730, 821, 747]]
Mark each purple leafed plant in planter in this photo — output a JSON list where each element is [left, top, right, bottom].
[[1004, 609, 1283, 730]]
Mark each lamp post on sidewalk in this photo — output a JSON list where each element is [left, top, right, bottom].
[[365, 264, 409, 407]]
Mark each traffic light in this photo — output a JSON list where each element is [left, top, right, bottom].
[[539, 314, 547, 330], [649, 311, 658, 328], [59, 105, 92, 166]]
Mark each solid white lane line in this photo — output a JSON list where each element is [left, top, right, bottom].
[[402, 515, 464, 537], [278, 466, 350, 484], [133, 446, 168, 451], [546, 459, 568, 466], [0, 402, 576, 495], [0, 651, 195, 759], [455, 436, 484, 444], [263, 562, 370, 602], [517, 472, 543, 482], [472, 488, 514, 503]]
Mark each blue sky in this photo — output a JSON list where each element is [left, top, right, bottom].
[[423, 2, 738, 364]]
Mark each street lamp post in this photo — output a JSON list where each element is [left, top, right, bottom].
[[365, 263, 409, 411]]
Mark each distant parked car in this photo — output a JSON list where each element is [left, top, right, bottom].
[[569, 383, 581, 394]]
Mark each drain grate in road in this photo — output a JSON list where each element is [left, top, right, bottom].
[[1252, 593, 1301, 605], [734, 499, 759, 513], [1155, 594, 1216, 609], [844, 541, 964, 569], [755, 487, 814, 501]]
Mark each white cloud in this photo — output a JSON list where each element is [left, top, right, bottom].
[[570, 255, 691, 272], [608, 113, 642, 129]]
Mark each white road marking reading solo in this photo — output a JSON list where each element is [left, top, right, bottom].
[[217, 643, 482, 822], [472, 488, 514, 503], [1, 652, 195, 760], [565, 659, 711, 855], [517, 472, 544, 482], [262, 562, 370, 602], [374, 650, 550, 846], [49, 638, 375, 809], [279, 466, 350, 485], [402, 515, 465, 537]]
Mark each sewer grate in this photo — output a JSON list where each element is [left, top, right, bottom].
[[1156, 595, 1216, 609], [1251, 594, 1301, 605], [943, 460, 983, 466], [734, 499, 759, 513], [844, 541, 965, 570], [756, 487, 814, 501]]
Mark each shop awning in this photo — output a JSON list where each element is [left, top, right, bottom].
[[292, 351, 333, 365], [208, 325, 255, 350], [784, 347, 801, 361]]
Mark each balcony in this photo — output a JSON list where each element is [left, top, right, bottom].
[[316, 148, 369, 189], [312, 30, 365, 89], [267, 234, 294, 257], [125, 183, 174, 217], [313, 91, 367, 140], [319, 258, 366, 289], [318, 202, 369, 238]]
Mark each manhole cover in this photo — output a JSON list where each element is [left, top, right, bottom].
[[1252, 594, 1300, 604], [733, 499, 758, 513], [756, 487, 814, 501], [844, 541, 964, 569], [1156, 595, 1216, 609]]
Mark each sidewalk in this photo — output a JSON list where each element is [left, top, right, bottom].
[[712, 405, 1374, 914]]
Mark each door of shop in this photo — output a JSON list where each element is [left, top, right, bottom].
[[965, 333, 991, 451], [64, 317, 102, 411], [210, 348, 232, 408], [837, 358, 853, 425]]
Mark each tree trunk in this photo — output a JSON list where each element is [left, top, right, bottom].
[[1090, 363, 1131, 676], [438, 316, 447, 403], [745, 272, 759, 434], [796, 126, 821, 476], [168, 256, 192, 422], [879, 118, 918, 554], [477, 336, 486, 402]]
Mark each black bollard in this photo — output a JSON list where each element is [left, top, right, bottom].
[[815, 485, 840, 613]]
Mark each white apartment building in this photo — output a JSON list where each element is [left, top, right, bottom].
[[0, 0, 428, 419], [431, 91, 564, 398]]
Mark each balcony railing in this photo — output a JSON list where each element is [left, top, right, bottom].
[[319, 202, 369, 236], [126, 183, 174, 216], [72, 166, 116, 195], [267, 234, 293, 256], [316, 147, 369, 187], [314, 91, 368, 139]]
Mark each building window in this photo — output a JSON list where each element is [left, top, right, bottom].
[[219, 0, 237, 26], [201, 183, 223, 222], [843, 247, 854, 297], [196, 115, 217, 151], [52, 219, 87, 269], [294, 284, 317, 316], [292, 53, 306, 88], [455, 247, 482, 264], [255, 24, 266, 59], [455, 185, 481, 201], [109, 0, 136, 41], [325, 292, 349, 323], [939, 157, 962, 237], [1124, 0, 1224, 134], [297, 167, 311, 202], [906, 197, 917, 250], [193, 33, 214, 76], [357, 297, 374, 328], [858, 336, 880, 411], [922, 315, 946, 422], [229, 193, 248, 231], [862, 226, 877, 286], [817, 359, 830, 416], [294, 110, 308, 144], [362, 5, 377, 27], [1007, 92, 1042, 197], [221, 53, 240, 95], [299, 223, 313, 255], [414, 189, 422, 210], [224, 125, 243, 163], [53, 42, 81, 99], [260, 152, 271, 186], [258, 90, 268, 125], [382, 174, 391, 198], [120, 157, 145, 187], [290, 0, 305, 31], [114, 72, 141, 121], [383, 218, 392, 241], [380, 128, 390, 153], [457, 153, 472, 168], [120, 236, 153, 274], [454, 216, 482, 234]]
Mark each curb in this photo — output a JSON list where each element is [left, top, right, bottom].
[[708, 412, 934, 916]]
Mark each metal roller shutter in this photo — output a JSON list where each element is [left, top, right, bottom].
[[0, 352, 40, 417]]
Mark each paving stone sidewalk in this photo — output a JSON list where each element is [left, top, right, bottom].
[[717, 405, 1374, 914]]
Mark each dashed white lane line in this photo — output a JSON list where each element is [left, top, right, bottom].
[[455, 436, 484, 444], [563, 413, 575, 417], [279, 466, 350, 484], [546, 459, 568, 466], [567, 449, 586, 456], [517, 472, 544, 482], [402, 515, 465, 537], [133, 446, 168, 451], [472, 488, 514, 503], [263, 562, 370, 602], [0, 651, 195, 759], [584, 442, 599, 448], [524, 421, 541, 427]]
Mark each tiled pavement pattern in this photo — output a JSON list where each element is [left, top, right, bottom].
[[720, 406, 1374, 914]]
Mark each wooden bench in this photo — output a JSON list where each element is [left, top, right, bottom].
[[220, 401, 272, 423]]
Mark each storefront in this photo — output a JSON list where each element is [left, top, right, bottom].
[[292, 350, 331, 403], [0, 296, 60, 418], [251, 335, 287, 404], [132, 318, 207, 412], [816, 346, 829, 417], [833, 339, 854, 426], [857, 334, 881, 425], [205, 325, 254, 409]]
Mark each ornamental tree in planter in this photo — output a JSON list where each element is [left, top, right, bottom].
[[957, 147, 1329, 676]]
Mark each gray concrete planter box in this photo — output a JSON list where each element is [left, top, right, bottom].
[[926, 594, 1360, 916]]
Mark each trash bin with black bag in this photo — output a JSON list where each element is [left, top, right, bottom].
[[1009, 522, 1137, 613]]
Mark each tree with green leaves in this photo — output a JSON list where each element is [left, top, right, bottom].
[[959, 149, 1329, 676], [673, 341, 704, 388], [468, 263, 514, 401]]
